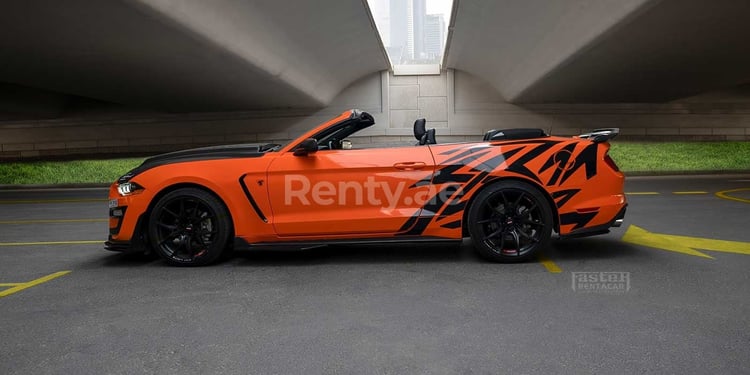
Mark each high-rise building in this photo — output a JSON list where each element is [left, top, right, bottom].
[[406, 0, 414, 60], [423, 14, 445, 60], [389, 0, 409, 63], [384, 0, 444, 64], [412, 0, 426, 60]]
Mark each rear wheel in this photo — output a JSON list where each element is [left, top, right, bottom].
[[148, 188, 231, 266], [467, 180, 553, 262]]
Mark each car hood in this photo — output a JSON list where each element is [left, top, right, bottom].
[[143, 144, 264, 164], [118, 144, 265, 183]]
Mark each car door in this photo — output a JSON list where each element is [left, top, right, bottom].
[[266, 146, 435, 237]]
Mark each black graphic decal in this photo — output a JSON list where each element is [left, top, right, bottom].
[[401, 217, 433, 236], [398, 213, 419, 233], [551, 189, 581, 208], [442, 147, 491, 165], [440, 220, 462, 229], [459, 170, 490, 198], [506, 141, 559, 182], [540, 143, 577, 186], [437, 201, 466, 221], [399, 140, 566, 235], [559, 143, 598, 185], [559, 211, 597, 230], [432, 165, 476, 184], [439, 147, 467, 156], [423, 185, 459, 215]]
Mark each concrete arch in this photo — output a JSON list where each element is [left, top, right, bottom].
[[0, 0, 389, 112]]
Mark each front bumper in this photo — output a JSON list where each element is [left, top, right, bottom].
[[109, 206, 127, 236], [105, 226, 148, 253], [106, 201, 147, 253], [104, 239, 133, 252]]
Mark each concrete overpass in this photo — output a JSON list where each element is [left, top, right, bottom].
[[445, 0, 750, 103], [0, 0, 389, 114], [1, 0, 749, 159]]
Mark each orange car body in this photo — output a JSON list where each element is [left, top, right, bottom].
[[107, 109, 626, 255]]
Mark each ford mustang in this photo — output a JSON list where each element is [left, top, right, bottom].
[[106, 109, 627, 266]]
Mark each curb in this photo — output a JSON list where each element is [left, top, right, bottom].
[[0, 183, 110, 190], [624, 170, 750, 177]]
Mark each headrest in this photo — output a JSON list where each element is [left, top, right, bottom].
[[413, 118, 427, 141], [421, 128, 436, 145]]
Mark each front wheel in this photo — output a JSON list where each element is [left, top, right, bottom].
[[467, 180, 553, 262], [148, 188, 231, 266]]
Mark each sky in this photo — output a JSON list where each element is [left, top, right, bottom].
[[369, 0, 453, 21], [426, 0, 453, 19]]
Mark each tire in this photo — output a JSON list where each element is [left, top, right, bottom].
[[467, 180, 553, 262], [148, 188, 232, 266]]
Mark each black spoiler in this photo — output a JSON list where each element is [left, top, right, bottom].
[[577, 128, 619, 143]]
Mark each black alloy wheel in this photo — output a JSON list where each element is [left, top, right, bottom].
[[468, 180, 553, 262], [148, 188, 231, 266]]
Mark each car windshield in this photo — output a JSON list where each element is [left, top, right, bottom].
[[314, 123, 360, 146], [282, 110, 375, 151]]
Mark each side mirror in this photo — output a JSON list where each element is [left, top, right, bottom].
[[293, 138, 318, 156]]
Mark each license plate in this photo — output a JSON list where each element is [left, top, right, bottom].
[[108, 199, 119, 209]]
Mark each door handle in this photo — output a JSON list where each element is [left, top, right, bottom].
[[393, 161, 427, 170]]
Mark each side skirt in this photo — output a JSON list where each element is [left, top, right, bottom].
[[233, 237, 462, 252]]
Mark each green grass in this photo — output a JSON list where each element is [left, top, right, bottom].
[[609, 142, 750, 173], [0, 142, 748, 185], [0, 158, 144, 185]]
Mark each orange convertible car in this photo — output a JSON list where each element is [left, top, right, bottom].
[[106, 109, 626, 266]]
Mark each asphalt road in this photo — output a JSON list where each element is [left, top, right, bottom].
[[1, 176, 749, 374]]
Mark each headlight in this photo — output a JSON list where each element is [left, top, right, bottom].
[[117, 182, 143, 196]]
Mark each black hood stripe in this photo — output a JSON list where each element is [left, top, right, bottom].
[[120, 144, 265, 182]]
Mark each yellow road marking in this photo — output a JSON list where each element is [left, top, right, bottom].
[[673, 191, 708, 195], [0, 198, 107, 205], [537, 254, 562, 273], [716, 188, 750, 204], [0, 218, 107, 225], [622, 225, 750, 258], [625, 192, 660, 195], [0, 240, 102, 247], [0, 271, 71, 298], [0, 283, 22, 287]]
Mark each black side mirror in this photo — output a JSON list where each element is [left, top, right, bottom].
[[293, 138, 318, 156]]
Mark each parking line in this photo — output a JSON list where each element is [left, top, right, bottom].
[[0, 240, 102, 247], [673, 191, 708, 195], [537, 254, 562, 273], [0, 198, 107, 205], [716, 188, 750, 204], [0, 271, 71, 298], [0, 219, 107, 225], [625, 192, 660, 195]]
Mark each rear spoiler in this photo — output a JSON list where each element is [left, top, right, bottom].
[[577, 128, 619, 143]]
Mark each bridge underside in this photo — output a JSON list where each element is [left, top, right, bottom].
[[2, 0, 750, 160], [445, 0, 750, 103], [0, 0, 389, 116]]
